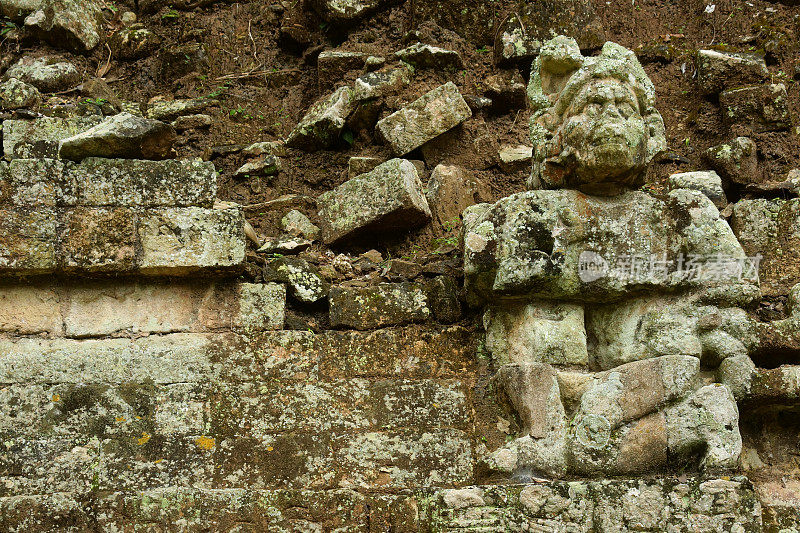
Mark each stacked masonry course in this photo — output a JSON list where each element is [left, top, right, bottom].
[[5, 0, 800, 530]]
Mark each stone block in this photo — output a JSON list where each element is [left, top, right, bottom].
[[317, 158, 431, 244], [61, 207, 138, 272], [285, 86, 354, 151], [668, 170, 726, 209], [376, 82, 472, 156], [0, 208, 57, 274], [719, 83, 790, 132], [2, 116, 102, 159], [73, 157, 217, 207], [0, 284, 62, 335], [696, 49, 768, 95], [316, 50, 367, 92], [484, 301, 588, 367], [329, 283, 430, 329], [2, 159, 72, 206], [137, 203, 246, 274], [732, 198, 800, 297]]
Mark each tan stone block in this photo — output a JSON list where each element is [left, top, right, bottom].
[[0, 208, 57, 274], [61, 207, 137, 272], [64, 281, 201, 337], [0, 284, 62, 335]]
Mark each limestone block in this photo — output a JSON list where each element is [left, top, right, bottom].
[[484, 301, 588, 367], [0, 333, 215, 385], [668, 170, 727, 209], [1, 158, 71, 206], [309, 0, 389, 22], [285, 86, 355, 151], [0, 208, 57, 274], [425, 164, 491, 228], [235, 283, 286, 331], [394, 43, 463, 69], [696, 49, 768, 95], [269, 256, 329, 303], [2, 56, 80, 92], [0, 285, 62, 335], [335, 429, 473, 488], [376, 82, 472, 156], [0, 77, 40, 110], [329, 283, 430, 330], [58, 113, 177, 161], [732, 198, 800, 297], [63, 281, 200, 337], [145, 98, 217, 121], [316, 50, 367, 91], [352, 67, 411, 101], [73, 157, 217, 207], [719, 83, 790, 132], [317, 158, 431, 244], [464, 189, 758, 305], [0, 0, 42, 21], [704, 137, 761, 185], [24, 0, 103, 52], [61, 207, 138, 272], [137, 203, 246, 274], [2, 116, 102, 159]]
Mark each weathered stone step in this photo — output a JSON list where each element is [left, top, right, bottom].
[[0, 326, 476, 384], [0, 203, 245, 276], [0, 479, 764, 531], [0, 428, 473, 495], [2, 117, 103, 160], [0, 379, 469, 439], [0, 158, 217, 208], [0, 281, 284, 337]]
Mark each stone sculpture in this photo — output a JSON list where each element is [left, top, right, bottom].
[[465, 36, 759, 478]]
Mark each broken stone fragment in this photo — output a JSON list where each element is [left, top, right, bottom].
[[3, 116, 103, 159], [328, 282, 430, 329], [286, 86, 355, 151], [317, 158, 431, 244], [3, 56, 80, 93], [269, 256, 329, 303], [24, 0, 103, 52], [493, 0, 604, 65], [146, 98, 218, 121], [0, 0, 42, 21], [0, 77, 40, 110], [668, 170, 727, 209], [257, 235, 312, 255], [234, 155, 281, 178], [696, 49, 768, 95], [317, 50, 368, 91], [352, 67, 411, 101], [425, 164, 490, 228], [109, 23, 162, 60], [309, 0, 389, 22], [281, 210, 320, 240], [731, 198, 800, 297], [719, 84, 790, 132], [242, 141, 287, 158], [171, 114, 213, 131], [704, 137, 760, 185], [347, 156, 383, 178], [58, 113, 177, 161], [394, 43, 463, 70], [375, 82, 472, 156], [498, 145, 533, 173], [483, 72, 526, 113]]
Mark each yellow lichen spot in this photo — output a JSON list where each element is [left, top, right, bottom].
[[266, 446, 274, 452], [116, 416, 126, 423], [195, 436, 216, 450], [137, 432, 151, 446], [154, 459, 163, 464], [51, 394, 61, 402]]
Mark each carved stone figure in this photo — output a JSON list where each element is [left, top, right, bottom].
[[466, 36, 758, 479], [529, 36, 666, 194]]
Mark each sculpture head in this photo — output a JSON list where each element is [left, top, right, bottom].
[[529, 37, 666, 195]]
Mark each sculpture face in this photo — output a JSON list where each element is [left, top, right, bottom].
[[529, 37, 666, 195], [561, 78, 648, 182]]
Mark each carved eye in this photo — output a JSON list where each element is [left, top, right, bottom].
[[617, 102, 635, 118]]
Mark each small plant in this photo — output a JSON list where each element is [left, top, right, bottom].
[[476, 45, 490, 53], [0, 19, 17, 37], [341, 129, 354, 146], [161, 7, 180, 21]]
